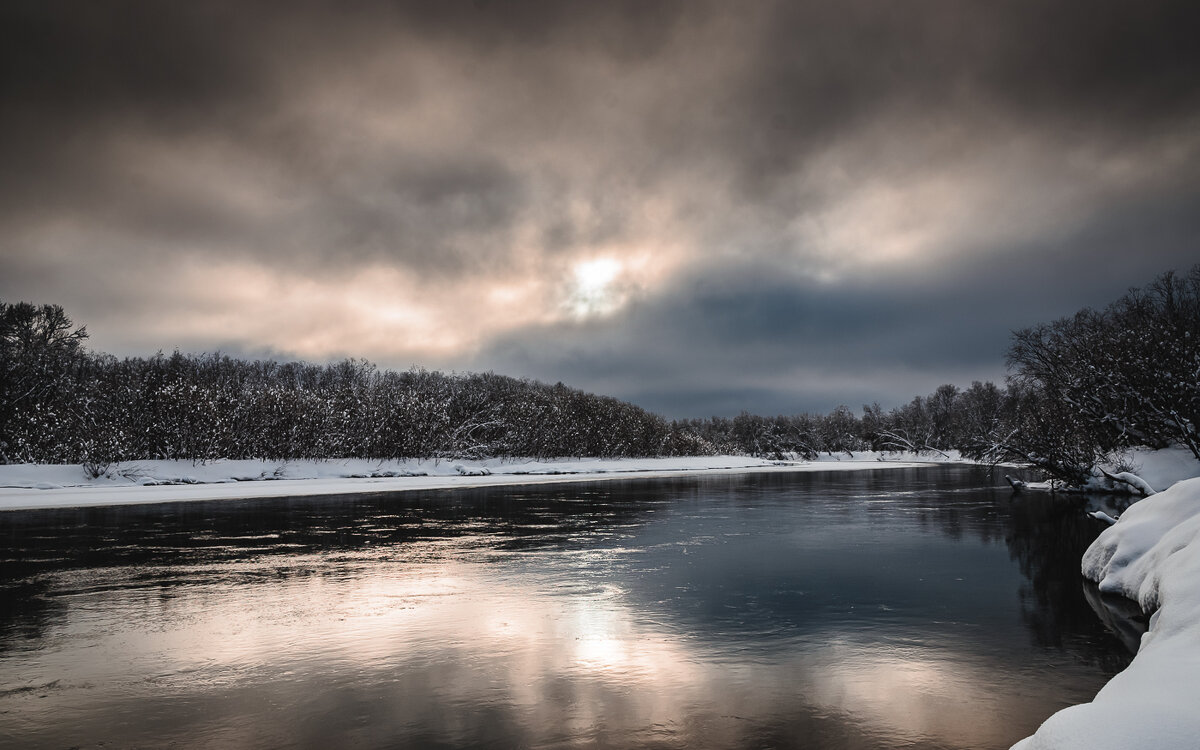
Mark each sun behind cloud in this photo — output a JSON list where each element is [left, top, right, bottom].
[[567, 257, 625, 318]]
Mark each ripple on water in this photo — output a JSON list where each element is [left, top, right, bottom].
[[0, 467, 1131, 750]]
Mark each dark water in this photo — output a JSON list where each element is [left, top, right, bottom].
[[0, 467, 1135, 749]]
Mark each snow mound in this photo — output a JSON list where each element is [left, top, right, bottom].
[[1013, 477, 1200, 749]]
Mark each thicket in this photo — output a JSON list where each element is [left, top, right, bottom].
[[680, 267, 1200, 482], [996, 266, 1200, 482], [0, 307, 682, 468], [2, 266, 1196, 483]]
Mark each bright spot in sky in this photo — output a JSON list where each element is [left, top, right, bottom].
[[568, 257, 624, 317]]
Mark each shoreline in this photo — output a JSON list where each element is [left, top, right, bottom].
[[0, 455, 953, 512], [1012, 476, 1200, 749]]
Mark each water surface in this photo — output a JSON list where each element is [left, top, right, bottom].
[[0, 466, 1133, 749]]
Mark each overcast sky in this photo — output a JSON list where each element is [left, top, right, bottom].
[[3, 1, 1199, 417]]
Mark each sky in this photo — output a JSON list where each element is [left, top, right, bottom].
[[2, 1, 1199, 418]]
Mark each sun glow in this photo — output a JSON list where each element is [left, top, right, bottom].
[[568, 257, 624, 317]]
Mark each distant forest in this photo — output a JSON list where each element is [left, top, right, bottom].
[[2, 266, 1197, 484]]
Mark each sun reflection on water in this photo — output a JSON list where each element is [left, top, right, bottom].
[[0, 475, 1129, 749]]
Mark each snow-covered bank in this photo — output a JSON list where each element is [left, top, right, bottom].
[[1009, 445, 1200, 495], [0, 453, 951, 511], [1013, 476, 1200, 749]]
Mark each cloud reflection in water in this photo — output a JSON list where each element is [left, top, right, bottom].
[[0, 469, 1131, 749]]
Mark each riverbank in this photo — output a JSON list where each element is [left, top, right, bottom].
[[1009, 446, 1200, 496], [0, 452, 956, 511], [1014, 473, 1200, 749]]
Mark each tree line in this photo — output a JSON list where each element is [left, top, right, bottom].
[[690, 266, 1199, 482], [2, 266, 1196, 484], [0, 312, 685, 470], [997, 266, 1200, 482]]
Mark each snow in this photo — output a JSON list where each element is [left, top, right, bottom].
[[1102, 470, 1157, 496], [1012, 475, 1200, 749], [1009, 445, 1198, 495], [1086, 510, 1119, 526], [1123, 445, 1200, 490], [0, 452, 949, 512]]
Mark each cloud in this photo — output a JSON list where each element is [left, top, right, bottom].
[[3, 0, 1200, 416], [471, 214, 1200, 419]]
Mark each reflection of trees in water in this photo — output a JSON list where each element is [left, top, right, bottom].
[[0, 579, 65, 653], [1001, 492, 1135, 673], [853, 469, 1136, 673], [826, 471, 1139, 676], [0, 482, 666, 649], [2, 483, 664, 569]]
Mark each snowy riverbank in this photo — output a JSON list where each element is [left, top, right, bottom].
[[1009, 446, 1200, 496], [1014, 473, 1200, 749], [0, 452, 952, 511]]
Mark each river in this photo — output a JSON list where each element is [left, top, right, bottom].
[[0, 466, 1134, 749]]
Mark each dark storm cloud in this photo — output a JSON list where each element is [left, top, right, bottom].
[[4, 0, 1199, 257], [679, 0, 1200, 200], [474, 196, 1200, 419], [3, 0, 1200, 416], [0, 0, 696, 269], [473, 263, 1013, 417]]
